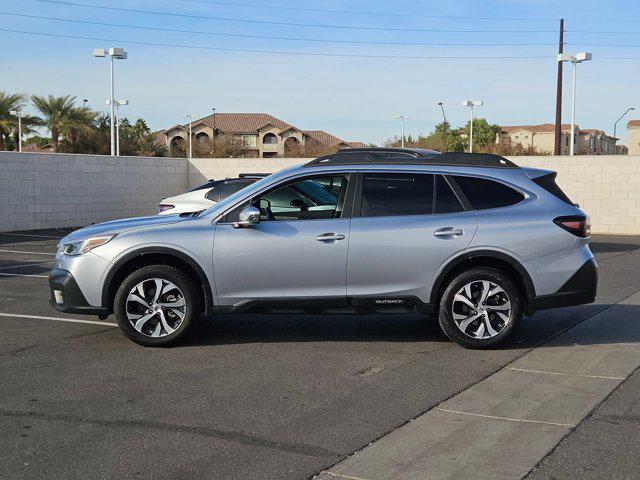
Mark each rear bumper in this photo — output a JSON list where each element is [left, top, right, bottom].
[[49, 268, 108, 317], [532, 258, 597, 312]]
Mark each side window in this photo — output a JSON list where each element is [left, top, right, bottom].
[[204, 184, 222, 202], [360, 173, 434, 217], [435, 176, 464, 214], [225, 175, 350, 222], [219, 180, 253, 200], [189, 180, 217, 192], [453, 175, 524, 210]]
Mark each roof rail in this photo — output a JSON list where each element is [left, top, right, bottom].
[[304, 150, 518, 168], [239, 173, 271, 178], [334, 147, 439, 157]]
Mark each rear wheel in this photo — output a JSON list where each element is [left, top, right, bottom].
[[114, 264, 202, 346], [438, 268, 521, 349]]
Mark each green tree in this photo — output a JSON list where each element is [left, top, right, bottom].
[[62, 106, 97, 147], [31, 94, 78, 152], [133, 118, 150, 137], [61, 112, 110, 155], [194, 134, 250, 158], [137, 132, 167, 157], [462, 118, 501, 151], [0, 92, 26, 150], [0, 92, 42, 151], [384, 122, 464, 152]]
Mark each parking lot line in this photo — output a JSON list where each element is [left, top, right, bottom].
[[323, 291, 640, 480], [0, 312, 116, 327], [506, 366, 625, 381], [435, 407, 575, 427], [320, 472, 371, 480], [0, 272, 49, 278], [0, 249, 56, 256], [0, 232, 63, 239], [0, 262, 52, 270]]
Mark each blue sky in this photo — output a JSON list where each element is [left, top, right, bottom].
[[1, 0, 640, 145]]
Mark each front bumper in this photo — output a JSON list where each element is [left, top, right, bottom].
[[532, 258, 598, 311], [49, 268, 109, 317]]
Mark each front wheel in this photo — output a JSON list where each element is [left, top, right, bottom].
[[438, 268, 522, 349], [114, 264, 202, 347]]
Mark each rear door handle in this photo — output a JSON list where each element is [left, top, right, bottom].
[[316, 233, 345, 242], [434, 227, 464, 238]]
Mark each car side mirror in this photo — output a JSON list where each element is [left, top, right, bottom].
[[290, 198, 306, 208], [233, 206, 261, 228]]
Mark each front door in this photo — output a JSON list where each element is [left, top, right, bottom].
[[213, 173, 352, 305], [347, 172, 478, 302]]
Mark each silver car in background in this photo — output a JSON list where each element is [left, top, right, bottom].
[[49, 148, 597, 349]]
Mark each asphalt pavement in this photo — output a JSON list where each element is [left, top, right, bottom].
[[0, 230, 639, 480]]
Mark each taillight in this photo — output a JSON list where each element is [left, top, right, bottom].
[[158, 204, 175, 213], [554, 215, 590, 237]]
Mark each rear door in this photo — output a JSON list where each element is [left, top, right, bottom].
[[347, 172, 478, 303]]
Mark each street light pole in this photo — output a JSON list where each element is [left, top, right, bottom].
[[182, 114, 195, 158], [107, 99, 129, 156], [10, 110, 22, 152], [109, 54, 116, 156], [93, 47, 127, 157], [558, 52, 591, 156], [462, 100, 483, 153], [437, 102, 446, 124], [570, 60, 577, 156], [394, 115, 410, 148], [614, 107, 635, 153]]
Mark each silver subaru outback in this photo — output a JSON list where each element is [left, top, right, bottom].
[[49, 148, 597, 349]]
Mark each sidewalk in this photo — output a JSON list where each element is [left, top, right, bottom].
[[317, 291, 640, 480]]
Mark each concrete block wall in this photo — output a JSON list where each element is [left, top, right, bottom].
[[187, 157, 303, 188], [0, 152, 187, 231], [1, 152, 639, 234], [511, 156, 640, 234]]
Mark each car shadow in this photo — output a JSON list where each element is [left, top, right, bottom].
[[589, 241, 640, 254], [186, 312, 450, 346], [179, 301, 640, 351]]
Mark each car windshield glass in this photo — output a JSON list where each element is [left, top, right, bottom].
[[199, 174, 274, 217]]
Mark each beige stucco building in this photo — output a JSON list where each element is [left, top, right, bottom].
[[497, 124, 618, 155], [628, 120, 640, 155], [161, 113, 365, 158]]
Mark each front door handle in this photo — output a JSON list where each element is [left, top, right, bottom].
[[316, 233, 345, 242], [434, 227, 464, 238]]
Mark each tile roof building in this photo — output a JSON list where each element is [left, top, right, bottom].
[[160, 113, 365, 158], [497, 123, 619, 155]]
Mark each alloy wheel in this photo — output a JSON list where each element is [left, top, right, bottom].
[[451, 280, 512, 339], [126, 278, 186, 337]]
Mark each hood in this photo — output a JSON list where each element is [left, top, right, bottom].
[[61, 214, 186, 243]]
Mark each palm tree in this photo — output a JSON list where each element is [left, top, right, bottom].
[[31, 94, 78, 152], [0, 91, 26, 150], [11, 113, 43, 150], [137, 132, 167, 157], [133, 118, 150, 137], [62, 106, 97, 146]]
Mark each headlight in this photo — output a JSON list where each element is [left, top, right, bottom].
[[59, 234, 117, 256]]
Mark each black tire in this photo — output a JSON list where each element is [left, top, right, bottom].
[[438, 267, 522, 349], [114, 264, 202, 347]]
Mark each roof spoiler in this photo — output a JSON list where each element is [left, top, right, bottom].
[[522, 167, 555, 179]]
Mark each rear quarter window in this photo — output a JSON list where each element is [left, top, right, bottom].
[[532, 173, 574, 205], [453, 175, 524, 210]]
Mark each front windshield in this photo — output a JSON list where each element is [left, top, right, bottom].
[[199, 173, 276, 217]]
